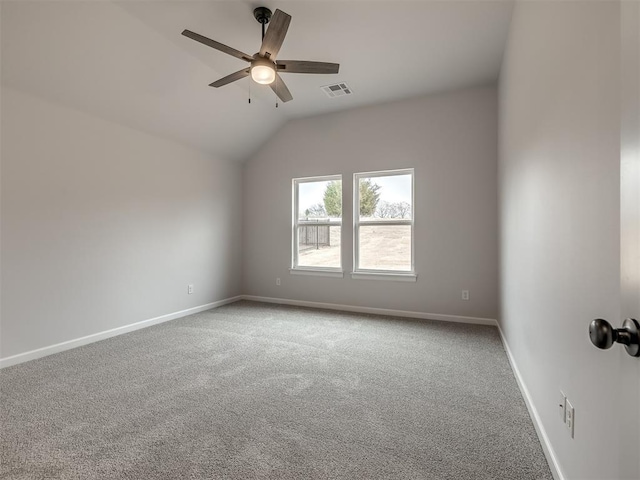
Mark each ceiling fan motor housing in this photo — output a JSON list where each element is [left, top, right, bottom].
[[252, 56, 275, 69]]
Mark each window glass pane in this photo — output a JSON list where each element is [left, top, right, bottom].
[[359, 174, 412, 221], [298, 180, 342, 222], [358, 225, 411, 271], [297, 225, 341, 268]]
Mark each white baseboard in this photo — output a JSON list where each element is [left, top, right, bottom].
[[241, 295, 498, 326], [0, 295, 243, 369], [1, 294, 493, 369], [496, 324, 565, 480]]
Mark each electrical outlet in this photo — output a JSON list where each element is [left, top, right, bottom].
[[188, 284, 194, 295], [559, 391, 566, 423], [566, 399, 575, 438], [276, 278, 281, 286], [462, 290, 470, 301]]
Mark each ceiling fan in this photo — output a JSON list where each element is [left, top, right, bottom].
[[182, 7, 339, 103]]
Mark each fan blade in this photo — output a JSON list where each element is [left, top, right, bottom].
[[209, 68, 250, 88], [259, 9, 291, 60], [182, 29, 253, 62], [270, 74, 293, 103], [277, 60, 339, 74]]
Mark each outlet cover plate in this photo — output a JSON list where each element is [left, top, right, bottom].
[[566, 399, 574, 438]]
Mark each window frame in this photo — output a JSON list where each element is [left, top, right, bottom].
[[291, 174, 343, 276], [352, 168, 416, 280]]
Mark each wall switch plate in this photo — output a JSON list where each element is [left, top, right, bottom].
[[462, 290, 470, 301], [276, 278, 281, 286], [188, 284, 194, 295], [559, 391, 566, 423], [566, 399, 575, 438]]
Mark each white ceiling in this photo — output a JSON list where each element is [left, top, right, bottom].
[[1, 1, 513, 162]]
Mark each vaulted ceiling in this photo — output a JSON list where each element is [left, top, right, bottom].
[[1, 1, 513, 162]]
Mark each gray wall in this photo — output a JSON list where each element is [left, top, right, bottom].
[[1, 87, 243, 359], [243, 86, 499, 319], [621, 2, 640, 475], [499, 1, 636, 478]]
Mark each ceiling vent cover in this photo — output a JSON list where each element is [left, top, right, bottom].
[[321, 83, 352, 98]]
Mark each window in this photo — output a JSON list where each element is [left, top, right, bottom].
[[292, 175, 342, 275], [353, 169, 415, 280]]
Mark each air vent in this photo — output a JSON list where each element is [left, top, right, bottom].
[[321, 83, 352, 98]]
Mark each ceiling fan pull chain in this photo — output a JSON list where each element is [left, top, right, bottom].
[[275, 73, 279, 108], [248, 76, 251, 104]]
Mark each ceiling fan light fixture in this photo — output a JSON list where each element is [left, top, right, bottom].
[[251, 64, 276, 85]]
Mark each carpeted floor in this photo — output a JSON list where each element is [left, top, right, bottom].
[[1, 301, 552, 479]]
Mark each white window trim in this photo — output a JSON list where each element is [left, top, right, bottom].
[[353, 168, 415, 277], [350, 272, 417, 282], [292, 174, 343, 274], [290, 268, 344, 278]]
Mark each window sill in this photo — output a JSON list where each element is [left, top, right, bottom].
[[289, 268, 344, 278], [350, 272, 417, 282]]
